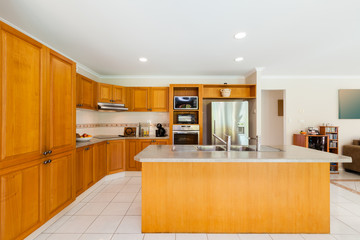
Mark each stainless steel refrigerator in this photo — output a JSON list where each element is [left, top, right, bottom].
[[211, 101, 249, 145]]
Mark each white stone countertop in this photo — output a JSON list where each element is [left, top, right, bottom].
[[134, 145, 352, 163], [76, 135, 170, 148]]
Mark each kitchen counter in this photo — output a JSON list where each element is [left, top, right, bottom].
[[76, 135, 169, 148], [135, 144, 351, 163], [137, 145, 351, 234]]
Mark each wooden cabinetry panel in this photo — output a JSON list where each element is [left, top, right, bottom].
[[76, 74, 96, 109], [44, 151, 74, 218], [125, 140, 139, 171], [48, 50, 76, 155], [155, 140, 169, 145], [107, 140, 125, 174], [150, 87, 169, 112], [84, 146, 94, 188], [94, 142, 107, 182], [98, 83, 113, 103], [0, 162, 42, 240], [131, 88, 149, 111], [0, 23, 46, 166], [75, 148, 84, 195], [113, 86, 125, 104]]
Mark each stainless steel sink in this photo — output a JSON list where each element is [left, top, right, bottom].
[[230, 146, 255, 151], [195, 145, 226, 151]]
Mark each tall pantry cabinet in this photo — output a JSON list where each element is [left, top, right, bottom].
[[0, 22, 76, 240]]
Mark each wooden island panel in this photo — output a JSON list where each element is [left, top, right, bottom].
[[141, 162, 330, 233]]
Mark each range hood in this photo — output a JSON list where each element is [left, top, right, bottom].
[[98, 102, 128, 112]]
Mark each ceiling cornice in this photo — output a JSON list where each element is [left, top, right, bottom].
[[100, 75, 245, 80], [262, 75, 360, 80]]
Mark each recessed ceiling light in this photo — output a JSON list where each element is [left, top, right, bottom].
[[139, 57, 148, 62], [234, 57, 244, 62], [234, 32, 247, 39]]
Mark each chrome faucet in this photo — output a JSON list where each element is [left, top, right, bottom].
[[249, 135, 260, 151], [213, 133, 231, 151]]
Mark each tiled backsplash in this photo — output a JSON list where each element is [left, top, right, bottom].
[[76, 122, 169, 129]]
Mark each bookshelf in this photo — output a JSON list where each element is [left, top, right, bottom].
[[319, 126, 339, 174]]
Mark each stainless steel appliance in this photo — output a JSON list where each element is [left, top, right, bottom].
[[174, 96, 198, 110], [173, 125, 199, 145], [177, 113, 196, 124], [98, 102, 128, 111], [211, 101, 249, 145]]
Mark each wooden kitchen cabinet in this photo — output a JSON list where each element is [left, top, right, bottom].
[[0, 161, 43, 240], [44, 150, 74, 219], [94, 142, 107, 182], [76, 146, 94, 196], [76, 74, 97, 110], [98, 83, 125, 104], [0, 22, 47, 168], [130, 87, 150, 111], [107, 140, 126, 174], [150, 87, 169, 112], [125, 140, 141, 171], [48, 49, 76, 156]]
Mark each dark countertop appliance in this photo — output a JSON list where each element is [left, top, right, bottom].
[[156, 123, 166, 137]]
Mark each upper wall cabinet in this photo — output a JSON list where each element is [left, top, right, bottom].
[[129, 87, 169, 112], [98, 83, 125, 104], [76, 74, 97, 110], [0, 22, 47, 167]]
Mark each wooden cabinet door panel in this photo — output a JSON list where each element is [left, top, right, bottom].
[[150, 87, 169, 112], [98, 83, 112, 103], [0, 162, 42, 240], [107, 140, 125, 174], [131, 88, 149, 111], [94, 142, 107, 182], [45, 151, 74, 218], [76, 74, 82, 107], [113, 86, 125, 104], [0, 23, 46, 166], [125, 140, 138, 171], [84, 146, 94, 188], [81, 76, 95, 109], [75, 148, 84, 195], [48, 50, 76, 155], [155, 140, 169, 145], [139, 140, 152, 151]]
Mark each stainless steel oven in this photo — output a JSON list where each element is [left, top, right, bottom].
[[172, 125, 200, 145]]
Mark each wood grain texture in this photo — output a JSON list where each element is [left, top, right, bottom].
[[98, 83, 113, 103], [83, 146, 94, 189], [76, 74, 96, 110], [202, 84, 256, 99], [142, 162, 330, 233], [48, 49, 76, 155], [125, 140, 139, 171], [150, 87, 169, 112], [0, 22, 46, 167], [107, 140, 125, 174], [75, 148, 84, 195], [94, 142, 107, 182], [113, 85, 125, 104], [0, 161, 42, 240], [131, 87, 149, 111]]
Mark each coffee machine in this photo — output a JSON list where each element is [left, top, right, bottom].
[[156, 123, 166, 137]]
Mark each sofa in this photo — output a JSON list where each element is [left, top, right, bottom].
[[342, 140, 360, 173]]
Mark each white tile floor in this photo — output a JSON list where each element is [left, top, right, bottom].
[[29, 171, 360, 240]]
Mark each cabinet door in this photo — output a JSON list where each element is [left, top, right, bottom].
[[131, 87, 150, 111], [83, 146, 94, 188], [44, 151, 74, 219], [150, 87, 169, 112], [94, 142, 107, 182], [125, 140, 139, 171], [77, 74, 95, 109], [98, 83, 113, 103], [113, 86, 125, 104], [0, 23, 46, 167], [0, 161, 42, 240], [48, 49, 76, 155], [76, 74, 82, 108], [107, 140, 125, 174], [155, 140, 169, 145], [75, 148, 84, 195]]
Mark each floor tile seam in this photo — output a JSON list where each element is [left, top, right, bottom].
[[43, 215, 72, 234], [331, 182, 360, 197], [333, 216, 360, 234], [80, 210, 110, 234]]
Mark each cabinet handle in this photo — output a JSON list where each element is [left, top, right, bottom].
[[48, 150, 52, 155], [85, 147, 89, 150], [107, 142, 110, 144], [43, 151, 48, 156], [43, 159, 51, 164]]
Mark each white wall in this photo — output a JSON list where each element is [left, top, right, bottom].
[[261, 90, 284, 145], [261, 77, 360, 153]]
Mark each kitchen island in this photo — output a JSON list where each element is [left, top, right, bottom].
[[135, 145, 351, 234]]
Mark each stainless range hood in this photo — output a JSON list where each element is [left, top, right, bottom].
[[98, 102, 128, 112]]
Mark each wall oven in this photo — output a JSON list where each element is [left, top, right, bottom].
[[173, 125, 200, 145]]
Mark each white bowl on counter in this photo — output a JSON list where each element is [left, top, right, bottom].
[[76, 137, 93, 142]]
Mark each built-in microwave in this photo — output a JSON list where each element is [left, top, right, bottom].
[[177, 114, 196, 124], [174, 96, 198, 110]]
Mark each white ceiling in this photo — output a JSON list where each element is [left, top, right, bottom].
[[0, 0, 360, 77]]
